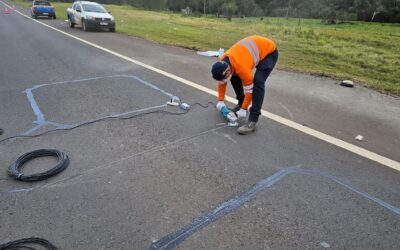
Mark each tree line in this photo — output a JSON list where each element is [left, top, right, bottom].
[[63, 0, 400, 23]]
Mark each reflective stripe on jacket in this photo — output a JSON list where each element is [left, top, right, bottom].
[[222, 35, 276, 89], [218, 35, 276, 109]]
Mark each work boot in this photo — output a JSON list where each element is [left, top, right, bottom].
[[237, 121, 257, 135]]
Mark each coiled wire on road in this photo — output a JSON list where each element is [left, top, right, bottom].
[[0, 237, 57, 250], [8, 149, 69, 182]]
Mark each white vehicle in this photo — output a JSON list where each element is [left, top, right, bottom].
[[67, 1, 115, 32]]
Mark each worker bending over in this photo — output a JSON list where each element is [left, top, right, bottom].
[[211, 35, 278, 135]]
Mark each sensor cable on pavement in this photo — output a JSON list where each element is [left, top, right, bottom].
[[0, 101, 216, 144]]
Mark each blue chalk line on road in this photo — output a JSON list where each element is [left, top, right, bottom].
[[149, 166, 400, 250], [6, 188, 34, 193], [20, 75, 174, 136]]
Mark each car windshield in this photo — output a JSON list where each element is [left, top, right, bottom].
[[34, 1, 51, 6], [82, 4, 107, 13]]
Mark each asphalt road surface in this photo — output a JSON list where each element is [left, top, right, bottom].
[[1, 3, 399, 250]]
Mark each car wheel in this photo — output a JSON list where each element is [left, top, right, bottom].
[[109, 27, 115, 32], [68, 17, 75, 28], [53, 15, 56, 19], [82, 19, 88, 32]]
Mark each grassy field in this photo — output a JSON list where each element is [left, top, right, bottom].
[[12, 0, 400, 96]]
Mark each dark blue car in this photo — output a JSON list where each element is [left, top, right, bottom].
[[31, 0, 56, 19]]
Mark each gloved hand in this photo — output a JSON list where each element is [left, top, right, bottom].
[[216, 101, 226, 111], [236, 108, 247, 119]]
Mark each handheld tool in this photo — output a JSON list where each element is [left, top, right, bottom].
[[220, 106, 238, 127]]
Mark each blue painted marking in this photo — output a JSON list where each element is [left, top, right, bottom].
[[5, 188, 34, 193], [34, 75, 120, 87], [130, 75, 174, 98], [24, 88, 45, 123], [17, 75, 174, 137], [20, 124, 44, 136], [46, 121, 68, 127], [303, 169, 400, 215], [58, 104, 168, 130], [149, 167, 400, 250]]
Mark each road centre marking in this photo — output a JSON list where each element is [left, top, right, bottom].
[[2, 1, 399, 172]]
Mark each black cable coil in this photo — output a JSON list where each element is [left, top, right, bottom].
[[8, 149, 69, 182], [0, 237, 57, 250]]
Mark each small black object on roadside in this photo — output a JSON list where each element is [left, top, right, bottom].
[[340, 80, 354, 88]]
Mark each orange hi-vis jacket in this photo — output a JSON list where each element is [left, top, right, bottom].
[[218, 35, 276, 109]]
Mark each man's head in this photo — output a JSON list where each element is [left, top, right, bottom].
[[211, 61, 232, 82]]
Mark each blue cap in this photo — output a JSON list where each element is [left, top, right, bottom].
[[211, 61, 229, 81]]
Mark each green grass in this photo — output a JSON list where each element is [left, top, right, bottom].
[[12, 0, 400, 96]]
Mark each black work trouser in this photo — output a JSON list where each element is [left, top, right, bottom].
[[230, 49, 279, 122]]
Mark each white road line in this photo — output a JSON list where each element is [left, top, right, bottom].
[[3, 1, 400, 172]]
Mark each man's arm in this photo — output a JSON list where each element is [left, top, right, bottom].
[[216, 81, 228, 111], [236, 69, 254, 110], [242, 90, 253, 110], [217, 81, 227, 101]]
